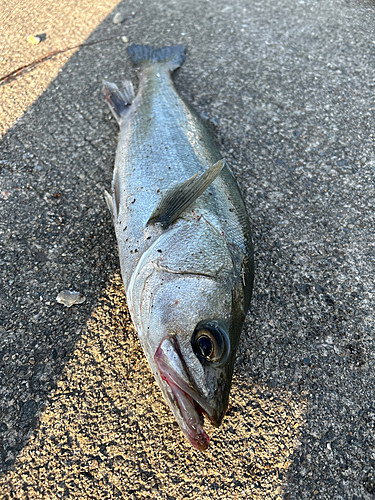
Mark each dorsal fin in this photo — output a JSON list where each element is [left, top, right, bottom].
[[103, 80, 135, 124], [146, 159, 225, 229], [104, 166, 120, 224]]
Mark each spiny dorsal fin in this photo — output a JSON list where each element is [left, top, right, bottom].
[[104, 190, 113, 217], [147, 159, 225, 229], [104, 166, 120, 224], [103, 80, 134, 124]]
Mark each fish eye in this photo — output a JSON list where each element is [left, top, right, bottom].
[[195, 329, 215, 359], [192, 323, 229, 364]]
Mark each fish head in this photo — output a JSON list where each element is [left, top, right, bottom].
[[132, 270, 244, 450]]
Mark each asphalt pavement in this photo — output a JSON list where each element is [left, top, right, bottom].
[[0, 0, 374, 499]]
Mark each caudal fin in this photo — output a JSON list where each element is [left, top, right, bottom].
[[127, 44, 185, 72]]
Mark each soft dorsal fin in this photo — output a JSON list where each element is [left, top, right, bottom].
[[147, 159, 225, 229], [103, 80, 135, 124]]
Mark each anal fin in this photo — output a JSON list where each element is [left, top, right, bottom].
[[147, 159, 225, 229]]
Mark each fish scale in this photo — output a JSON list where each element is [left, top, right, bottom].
[[103, 44, 254, 450]]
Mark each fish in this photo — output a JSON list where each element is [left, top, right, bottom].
[[103, 44, 254, 450]]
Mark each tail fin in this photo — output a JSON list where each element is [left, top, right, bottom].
[[127, 44, 185, 72]]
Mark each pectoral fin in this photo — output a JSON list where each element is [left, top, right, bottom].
[[147, 159, 225, 229]]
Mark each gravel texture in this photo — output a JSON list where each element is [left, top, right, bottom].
[[0, 0, 374, 499], [0, 0, 121, 136]]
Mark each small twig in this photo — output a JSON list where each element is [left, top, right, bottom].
[[0, 36, 119, 86]]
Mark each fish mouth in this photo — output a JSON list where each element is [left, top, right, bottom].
[[154, 335, 218, 451]]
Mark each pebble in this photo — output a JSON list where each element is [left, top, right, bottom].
[[264, 357, 271, 370], [121, 36, 129, 43], [56, 290, 85, 307], [20, 400, 38, 420], [209, 116, 220, 126], [0, 423, 8, 432], [113, 12, 125, 24], [27, 35, 40, 45]]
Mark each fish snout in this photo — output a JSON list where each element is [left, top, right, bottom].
[[154, 335, 219, 449]]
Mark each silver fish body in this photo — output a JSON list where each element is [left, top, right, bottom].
[[104, 45, 254, 450]]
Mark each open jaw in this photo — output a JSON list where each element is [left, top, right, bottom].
[[154, 335, 217, 451]]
